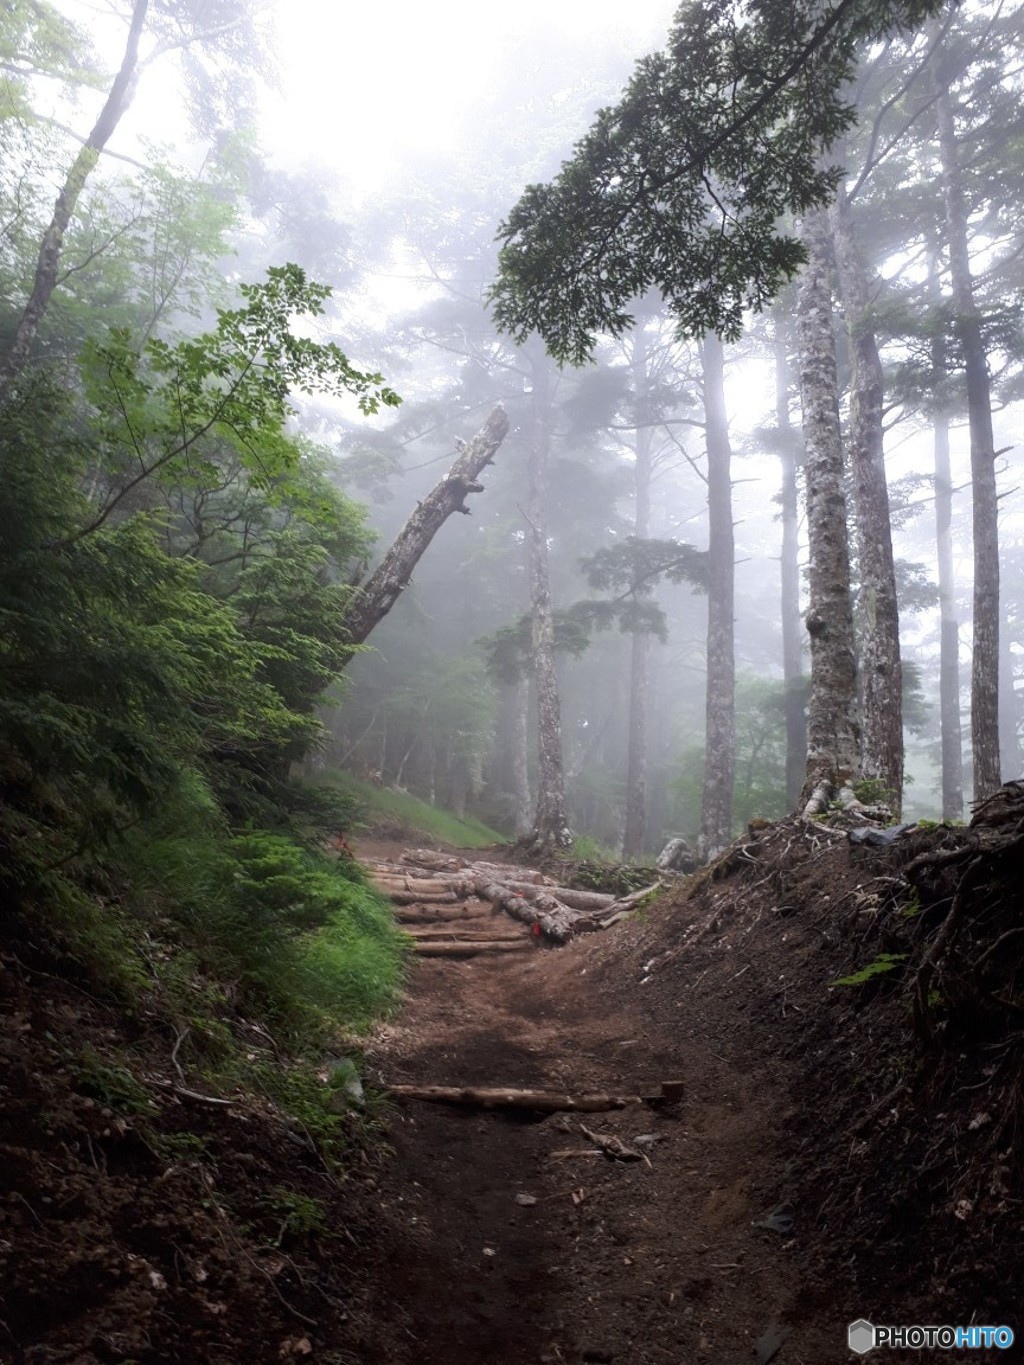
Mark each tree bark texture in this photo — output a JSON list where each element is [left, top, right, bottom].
[[510, 675, 533, 839], [622, 325, 654, 857], [934, 406, 965, 816], [523, 352, 572, 852], [935, 64, 1001, 801], [929, 260, 964, 820], [698, 333, 735, 858], [0, 0, 150, 399], [341, 406, 509, 648], [774, 321, 807, 809], [797, 210, 860, 809], [830, 185, 903, 813]]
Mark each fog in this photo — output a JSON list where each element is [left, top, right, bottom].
[[17, 0, 1024, 854]]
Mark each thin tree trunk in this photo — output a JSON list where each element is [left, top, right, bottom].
[[830, 183, 903, 813], [774, 319, 807, 809], [510, 676, 533, 838], [524, 352, 571, 852], [929, 259, 964, 820], [698, 333, 735, 857], [797, 209, 860, 810], [341, 406, 509, 649], [999, 630, 1019, 777], [622, 327, 654, 858], [0, 0, 150, 398], [624, 630, 652, 856], [934, 63, 1001, 801]]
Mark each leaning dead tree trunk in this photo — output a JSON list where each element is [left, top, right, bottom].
[[0, 0, 150, 399], [340, 406, 509, 649]]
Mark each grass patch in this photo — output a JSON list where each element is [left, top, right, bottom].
[[323, 769, 507, 849]]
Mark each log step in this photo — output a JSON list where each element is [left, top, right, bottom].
[[413, 939, 532, 957]]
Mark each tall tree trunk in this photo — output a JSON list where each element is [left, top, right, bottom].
[[797, 209, 860, 811], [930, 261, 964, 820], [624, 630, 652, 856], [510, 676, 533, 839], [830, 184, 903, 813], [524, 352, 571, 852], [999, 631, 1019, 777], [0, 0, 150, 398], [341, 407, 509, 648], [622, 326, 654, 858], [774, 319, 807, 809], [934, 62, 1001, 801], [698, 333, 735, 857]]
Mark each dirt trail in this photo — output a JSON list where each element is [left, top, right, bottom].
[[358, 839, 839, 1365]]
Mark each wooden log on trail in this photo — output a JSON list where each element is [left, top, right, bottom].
[[372, 874, 453, 895], [387, 889, 460, 906], [369, 849, 664, 944], [388, 1085, 646, 1113], [401, 849, 465, 872], [472, 879, 577, 943], [413, 939, 532, 958], [393, 899, 486, 919], [394, 906, 484, 925], [403, 926, 526, 942]]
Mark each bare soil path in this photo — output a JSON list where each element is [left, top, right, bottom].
[[356, 838, 840, 1365]]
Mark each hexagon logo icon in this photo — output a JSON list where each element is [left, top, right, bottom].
[[848, 1320, 876, 1354]]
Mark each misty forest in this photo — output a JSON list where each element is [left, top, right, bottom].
[[4, 0, 1024, 1361]]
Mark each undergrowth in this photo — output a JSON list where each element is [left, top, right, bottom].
[[324, 768, 506, 848]]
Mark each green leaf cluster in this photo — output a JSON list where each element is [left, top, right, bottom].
[[491, 0, 946, 363], [0, 270, 405, 1040]]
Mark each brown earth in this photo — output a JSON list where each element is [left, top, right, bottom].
[[3, 806, 1024, 1364]]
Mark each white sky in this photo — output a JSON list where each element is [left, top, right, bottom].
[[261, 0, 677, 195]]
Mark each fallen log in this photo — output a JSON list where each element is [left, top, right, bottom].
[[401, 849, 465, 871], [386, 889, 460, 906], [388, 1085, 645, 1113], [403, 926, 526, 942], [372, 874, 453, 896], [473, 879, 577, 942], [413, 940, 532, 957], [367, 851, 664, 945], [394, 907, 485, 924]]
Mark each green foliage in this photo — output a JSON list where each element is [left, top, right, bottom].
[[0, 266, 405, 1061], [832, 953, 908, 987], [79, 264, 399, 537], [325, 770, 507, 850], [491, 0, 945, 362], [67, 1046, 157, 1116], [127, 805, 405, 1037], [483, 537, 708, 684], [570, 834, 619, 863], [671, 674, 791, 843], [851, 777, 896, 808], [266, 1188, 329, 1242], [580, 537, 709, 598]]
